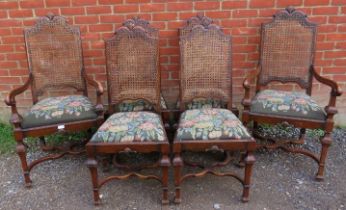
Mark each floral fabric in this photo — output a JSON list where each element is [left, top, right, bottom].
[[175, 98, 227, 110], [117, 99, 154, 112], [91, 111, 166, 143], [22, 95, 97, 128], [250, 89, 326, 120], [176, 108, 251, 140], [186, 98, 227, 109], [116, 96, 168, 112]]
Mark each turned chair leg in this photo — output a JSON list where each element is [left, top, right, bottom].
[[86, 155, 101, 205], [160, 154, 170, 205], [173, 153, 183, 204], [316, 132, 332, 181], [16, 137, 32, 187], [242, 152, 255, 202], [238, 118, 252, 168]]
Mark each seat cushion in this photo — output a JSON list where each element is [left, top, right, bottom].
[[176, 98, 227, 110], [176, 108, 251, 140], [116, 96, 168, 112], [117, 99, 154, 112], [22, 95, 97, 129], [186, 98, 227, 109], [91, 111, 166, 143], [250, 90, 326, 120]]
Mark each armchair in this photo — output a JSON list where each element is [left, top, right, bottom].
[[241, 7, 342, 180], [5, 14, 104, 187]]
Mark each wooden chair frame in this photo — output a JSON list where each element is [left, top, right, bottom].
[[4, 14, 104, 187], [242, 7, 342, 181], [173, 15, 256, 204], [86, 17, 170, 205]]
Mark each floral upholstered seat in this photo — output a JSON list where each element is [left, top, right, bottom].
[[176, 108, 251, 140], [116, 95, 168, 112], [250, 90, 326, 120], [22, 95, 97, 129], [91, 111, 166, 143], [175, 98, 227, 110], [186, 98, 227, 109]]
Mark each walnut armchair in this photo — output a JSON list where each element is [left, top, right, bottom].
[[86, 18, 170, 205], [173, 15, 256, 203], [241, 7, 342, 180], [4, 14, 104, 187]]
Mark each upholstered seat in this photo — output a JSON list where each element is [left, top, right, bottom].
[[175, 98, 228, 110], [117, 95, 167, 112], [250, 89, 326, 120], [176, 108, 251, 140], [91, 111, 166, 143], [22, 95, 97, 128], [186, 98, 227, 109]]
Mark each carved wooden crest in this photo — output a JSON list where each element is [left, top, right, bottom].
[[115, 17, 158, 38], [25, 13, 79, 36], [180, 14, 222, 36], [272, 7, 316, 27]]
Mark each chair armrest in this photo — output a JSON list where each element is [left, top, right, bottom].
[[242, 69, 260, 108], [311, 66, 342, 113], [312, 66, 342, 97], [83, 73, 104, 115], [4, 73, 33, 127], [5, 73, 33, 106]]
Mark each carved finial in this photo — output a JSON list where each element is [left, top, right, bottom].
[[46, 12, 55, 20], [181, 14, 222, 36], [191, 14, 213, 28], [273, 7, 309, 20], [123, 17, 150, 30], [115, 17, 158, 38], [285, 6, 296, 14]]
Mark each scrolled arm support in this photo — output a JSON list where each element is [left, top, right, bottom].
[[83, 73, 104, 116], [311, 66, 342, 130], [242, 70, 260, 109], [4, 74, 33, 127], [311, 66, 342, 107]]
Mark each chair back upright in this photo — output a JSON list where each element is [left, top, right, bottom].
[[105, 17, 160, 114], [179, 15, 232, 110], [258, 7, 317, 94], [24, 13, 86, 103]]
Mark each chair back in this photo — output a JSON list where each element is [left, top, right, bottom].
[[258, 7, 317, 92], [24, 14, 86, 102], [179, 15, 232, 110], [105, 17, 160, 113]]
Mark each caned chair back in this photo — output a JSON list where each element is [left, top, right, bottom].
[[259, 7, 317, 91], [105, 18, 160, 113], [24, 14, 86, 102], [179, 15, 232, 110]]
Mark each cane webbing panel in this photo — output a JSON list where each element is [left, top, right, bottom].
[[106, 18, 160, 111], [24, 14, 85, 98], [259, 8, 317, 89], [180, 17, 231, 107]]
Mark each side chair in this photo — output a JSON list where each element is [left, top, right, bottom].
[[173, 15, 256, 204], [86, 17, 170, 205]]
